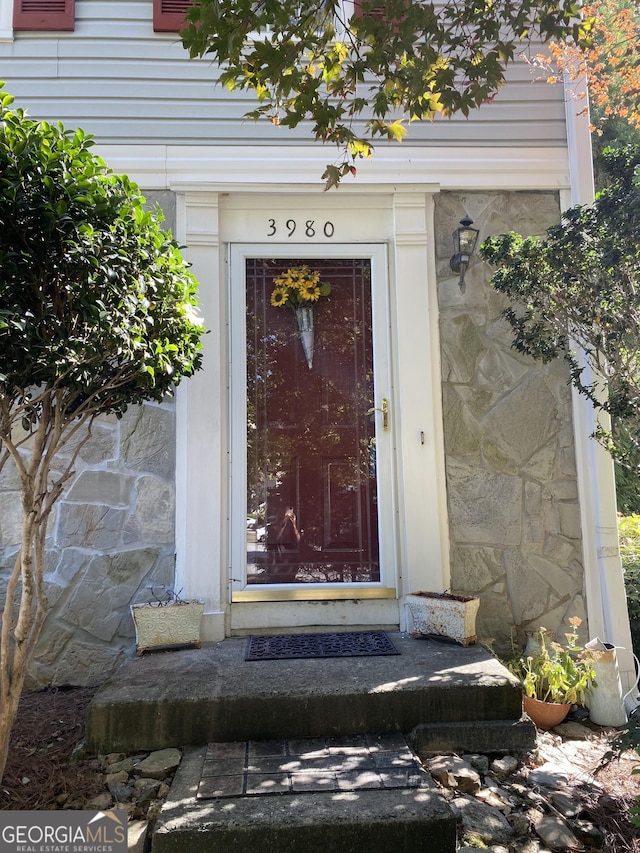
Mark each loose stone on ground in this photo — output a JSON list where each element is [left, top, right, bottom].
[[85, 748, 182, 851], [417, 722, 638, 851], [81, 722, 637, 852]]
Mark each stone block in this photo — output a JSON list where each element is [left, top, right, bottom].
[[522, 444, 556, 482], [450, 545, 504, 592], [57, 503, 128, 549], [480, 439, 519, 474], [558, 503, 581, 539], [136, 748, 182, 779], [51, 639, 129, 687], [61, 549, 159, 641], [481, 376, 559, 467], [120, 404, 175, 479], [31, 623, 75, 669], [135, 477, 175, 543], [477, 348, 529, 394], [413, 720, 536, 759], [528, 555, 576, 598], [446, 460, 522, 545], [62, 420, 117, 465], [475, 591, 514, 642], [442, 391, 482, 458], [452, 793, 515, 845], [0, 491, 22, 546], [504, 548, 555, 626], [543, 534, 576, 565], [67, 470, 134, 506], [440, 314, 484, 383], [548, 479, 579, 501], [54, 548, 92, 583]]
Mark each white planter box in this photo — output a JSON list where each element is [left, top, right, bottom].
[[131, 600, 204, 655], [406, 592, 480, 646]]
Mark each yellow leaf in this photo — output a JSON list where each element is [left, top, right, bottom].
[[388, 120, 407, 141]]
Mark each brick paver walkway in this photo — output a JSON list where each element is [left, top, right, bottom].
[[197, 733, 426, 799]]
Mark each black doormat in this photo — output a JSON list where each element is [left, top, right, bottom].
[[245, 630, 400, 661]]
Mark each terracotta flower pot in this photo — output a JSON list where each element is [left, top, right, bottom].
[[523, 695, 571, 730]]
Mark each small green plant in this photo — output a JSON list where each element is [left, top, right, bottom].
[[508, 618, 596, 706]]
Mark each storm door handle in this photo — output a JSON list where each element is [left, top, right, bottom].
[[367, 398, 389, 430]]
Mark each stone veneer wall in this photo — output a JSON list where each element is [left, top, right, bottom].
[[435, 191, 587, 644], [0, 402, 178, 687]]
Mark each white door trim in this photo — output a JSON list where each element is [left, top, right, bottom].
[[228, 243, 397, 601]]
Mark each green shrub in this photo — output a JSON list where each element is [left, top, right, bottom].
[[619, 515, 640, 624], [613, 419, 640, 515], [602, 516, 640, 823]]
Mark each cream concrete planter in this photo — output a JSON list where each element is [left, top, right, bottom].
[[406, 592, 480, 646], [131, 600, 204, 655]]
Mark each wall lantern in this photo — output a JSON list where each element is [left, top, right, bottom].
[[450, 216, 480, 291]]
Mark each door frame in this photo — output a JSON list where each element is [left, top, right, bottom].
[[174, 187, 450, 640], [229, 243, 397, 602]]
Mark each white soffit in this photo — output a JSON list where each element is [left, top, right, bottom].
[[94, 144, 571, 192]]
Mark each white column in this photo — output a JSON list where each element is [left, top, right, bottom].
[[174, 190, 227, 641], [0, 0, 13, 41], [392, 192, 450, 625]]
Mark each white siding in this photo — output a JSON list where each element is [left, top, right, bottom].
[[0, 0, 567, 148]]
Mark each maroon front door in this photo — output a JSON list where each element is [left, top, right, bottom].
[[245, 258, 380, 585]]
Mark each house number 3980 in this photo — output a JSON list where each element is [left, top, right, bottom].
[[267, 218, 335, 238]]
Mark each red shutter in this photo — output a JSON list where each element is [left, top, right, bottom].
[[13, 0, 75, 31], [353, 0, 385, 17], [153, 0, 191, 32]]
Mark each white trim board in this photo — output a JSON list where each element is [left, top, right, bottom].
[[0, 0, 12, 40], [93, 144, 571, 192], [227, 242, 396, 597]]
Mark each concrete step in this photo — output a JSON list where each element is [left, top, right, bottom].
[[85, 633, 533, 755], [152, 736, 458, 853]]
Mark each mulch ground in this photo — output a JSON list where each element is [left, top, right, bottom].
[[0, 686, 104, 810]]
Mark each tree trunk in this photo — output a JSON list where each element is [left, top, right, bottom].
[[0, 397, 91, 785], [0, 515, 47, 783], [0, 400, 53, 784], [0, 657, 27, 783], [0, 679, 24, 781]]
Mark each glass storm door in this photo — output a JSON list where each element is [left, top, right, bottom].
[[230, 247, 393, 593]]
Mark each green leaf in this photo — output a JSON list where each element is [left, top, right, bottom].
[[177, 0, 589, 182]]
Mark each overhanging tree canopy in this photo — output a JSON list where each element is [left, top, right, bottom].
[[180, 0, 592, 187], [540, 0, 640, 131]]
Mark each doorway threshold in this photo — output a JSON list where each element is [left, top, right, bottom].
[[232, 586, 397, 602]]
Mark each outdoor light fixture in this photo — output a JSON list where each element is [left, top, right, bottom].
[[450, 216, 480, 291]]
